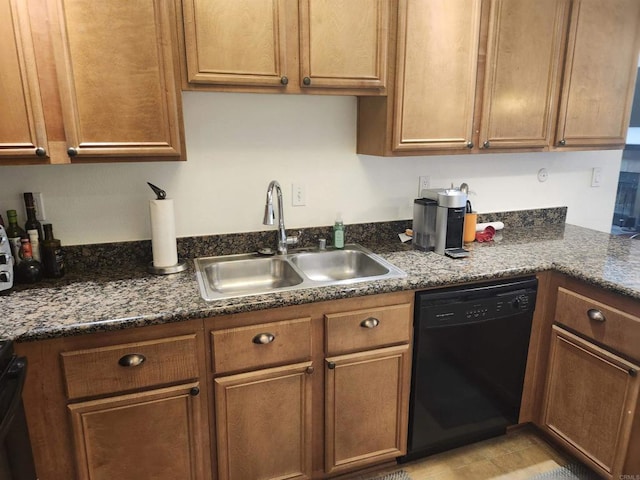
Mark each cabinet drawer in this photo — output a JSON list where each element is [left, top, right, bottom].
[[555, 287, 640, 361], [211, 317, 312, 374], [61, 334, 199, 400], [325, 303, 412, 355]]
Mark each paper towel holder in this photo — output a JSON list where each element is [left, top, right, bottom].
[[148, 259, 187, 275], [147, 182, 187, 275]]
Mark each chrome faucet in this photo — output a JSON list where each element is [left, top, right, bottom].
[[263, 180, 298, 254]]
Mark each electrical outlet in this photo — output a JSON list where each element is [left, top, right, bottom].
[[292, 183, 305, 206], [418, 176, 431, 196], [537, 168, 548, 183], [33, 192, 46, 221], [591, 167, 602, 187]]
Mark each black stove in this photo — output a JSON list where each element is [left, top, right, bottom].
[[0, 340, 37, 480]]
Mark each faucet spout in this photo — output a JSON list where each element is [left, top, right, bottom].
[[263, 180, 297, 254]]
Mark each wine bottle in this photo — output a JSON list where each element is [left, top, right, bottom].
[[5, 210, 26, 265], [24, 193, 43, 262], [41, 223, 65, 278], [16, 237, 43, 283]]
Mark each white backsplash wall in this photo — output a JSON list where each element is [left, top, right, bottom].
[[0, 92, 622, 245]]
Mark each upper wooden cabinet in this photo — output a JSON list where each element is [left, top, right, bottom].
[[479, 0, 567, 150], [178, 0, 390, 94], [358, 0, 640, 156], [298, 0, 389, 90], [0, 0, 49, 164], [359, 0, 569, 155], [555, 0, 640, 149], [1, 0, 186, 164], [48, 0, 185, 161], [390, 0, 482, 152]]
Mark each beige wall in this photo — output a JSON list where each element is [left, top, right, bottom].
[[0, 92, 622, 245]]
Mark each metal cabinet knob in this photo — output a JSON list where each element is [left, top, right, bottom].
[[306, 366, 314, 374], [587, 309, 606, 322], [559, 139, 566, 146], [327, 361, 336, 370], [252, 333, 275, 344], [189, 386, 200, 396], [303, 77, 311, 86], [118, 353, 146, 367], [280, 76, 288, 85], [35, 147, 47, 157], [466, 142, 474, 149], [67, 147, 78, 157], [483, 141, 490, 149], [360, 317, 380, 329], [629, 368, 637, 377]]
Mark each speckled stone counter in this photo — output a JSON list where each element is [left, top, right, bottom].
[[1, 223, 638, 342]]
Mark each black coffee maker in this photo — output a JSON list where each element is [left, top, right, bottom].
[[413, 188, 468, 257]]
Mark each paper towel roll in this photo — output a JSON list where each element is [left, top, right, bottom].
[[150, 199, 178, 267], [475, 221, 505, 232]]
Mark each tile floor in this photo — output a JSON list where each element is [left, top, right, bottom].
[[366, 426, 575, 480]]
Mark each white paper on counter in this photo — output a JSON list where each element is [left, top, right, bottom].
[[476, 221, 505, 232], [150, 199, 178, 267]]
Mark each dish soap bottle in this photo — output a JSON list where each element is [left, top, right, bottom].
[[333, 214, 345, 249]]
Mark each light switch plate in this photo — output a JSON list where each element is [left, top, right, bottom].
[[292, 183, 305, 206], [591, 167, 602, 187]]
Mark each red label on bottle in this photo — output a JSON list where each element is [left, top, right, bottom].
[[20, 238, 33, 260]]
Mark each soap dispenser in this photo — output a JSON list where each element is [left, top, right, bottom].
[[333, 214, 345, 249]]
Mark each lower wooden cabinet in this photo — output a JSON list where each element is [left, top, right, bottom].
[[214, 362, 313, 480], [542, 325, 640, 479], [206, 291, 414, 479], [325, 345, 410, 474], [68, 383, 208, 480]]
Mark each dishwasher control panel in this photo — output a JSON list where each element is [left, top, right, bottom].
[[418, 277, 538, 328]]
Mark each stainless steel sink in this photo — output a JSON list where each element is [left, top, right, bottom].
[[289, 249, 389, 281], [196, 255, 303, 299], [195, 244, 406, 301]]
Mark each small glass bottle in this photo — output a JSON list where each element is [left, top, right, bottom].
[[41, 223, 65, 278], [333, 214, 345, 249], [5, 210, 26, 265], [16, 237, 43, 283]]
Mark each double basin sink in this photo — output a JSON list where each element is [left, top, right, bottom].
[[195, 244, 406, 301]]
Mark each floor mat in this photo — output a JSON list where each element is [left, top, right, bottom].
[[528, 463, 602, 480], [365, 470, 412, 480]]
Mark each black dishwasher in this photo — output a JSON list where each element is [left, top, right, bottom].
[[400, 277, 537, 463]]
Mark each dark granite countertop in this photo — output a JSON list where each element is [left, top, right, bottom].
[[2, 223, 639, 342]]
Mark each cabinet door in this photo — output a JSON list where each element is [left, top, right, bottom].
[[555, 0, 640, 148], [0, 0, 48, 162], [325, 345, 410, 474], [49, 0, 184, 161], [298, 0, 388, 90], [215, 362, 313, 480], [68, 383, 208, 480], [479, 0, 568, 150], [393, 0, 481, 151], [543, 326, 640, 479], [182, 0, 291, 88]]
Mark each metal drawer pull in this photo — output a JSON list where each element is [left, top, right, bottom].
[[252, 333, 275, 345], [190, 387, 200, 396], [360, 317, 380, 329], [327, 361, 336, 370], [587, 309, 606, 323], [306, 366, 314, 374], [629, 369, 637, 377], [118, 353, 146, 367]]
